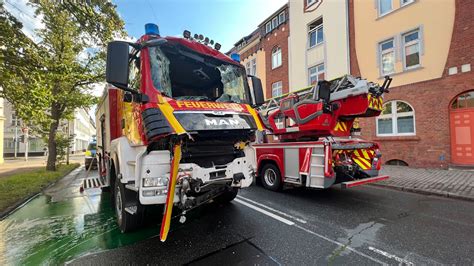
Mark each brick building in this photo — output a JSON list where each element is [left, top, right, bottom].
[[258, 4, 290, 99], [228, 4, 289, 100], [350, 0, 474, 168]]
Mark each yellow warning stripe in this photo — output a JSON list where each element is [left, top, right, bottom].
[[160, 144, 182, 242], [158, 97, 187, 135], [368, 94, 383, 110], [333, 121, 348, 132], [246, 104, 264, 131]]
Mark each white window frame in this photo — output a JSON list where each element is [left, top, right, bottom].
[[378, 0, 393, 16], [308, 63, 325, 85], [308, 23, 323, 48], [272, 47, 282, 69], [400, 0, 414, 7], [272, 81, 283, 98], [278, 11, 285, 24], [379, 38, 395, 75], [265, 22, 272, 34], [251, 58, 257, 76], [376, 101, 416, 136], [245, 62, 251, 75], [402, 29, 421, 70], [272, 17, 278, 30]]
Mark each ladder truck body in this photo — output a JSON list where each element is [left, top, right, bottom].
[[255, 75, 392, 191]]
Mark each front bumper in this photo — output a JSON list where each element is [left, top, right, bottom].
[[139, 156, 255, 205]]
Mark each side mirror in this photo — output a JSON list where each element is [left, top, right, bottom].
[[106, 41, 130, 89], [249, 76, 265, 106]]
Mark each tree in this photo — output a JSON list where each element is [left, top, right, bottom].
[[0, 1, 125, 170]]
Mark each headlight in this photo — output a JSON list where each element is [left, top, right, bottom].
[[142, 176, 169, 187]]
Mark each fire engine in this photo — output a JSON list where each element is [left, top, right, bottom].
[[96, 23, 265, 241], [254, 75, 392, 191]]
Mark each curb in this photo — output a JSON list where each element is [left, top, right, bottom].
[[0, 165, 83, 220], [369, 183, 474, 202]]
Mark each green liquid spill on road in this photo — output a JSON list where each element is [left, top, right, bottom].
[[0, 189, 161, 265]]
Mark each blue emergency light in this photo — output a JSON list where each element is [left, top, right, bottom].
[[230, 53, 240, 63], [145, 23, 160, 35]]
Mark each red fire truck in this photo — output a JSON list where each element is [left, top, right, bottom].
[[96, 23, 265, 241], [254, 75, 391, 191]]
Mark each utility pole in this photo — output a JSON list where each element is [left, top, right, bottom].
[[66, 120, 70, 165], [23, 127, 29, 161], [14, 118, 18, 159]]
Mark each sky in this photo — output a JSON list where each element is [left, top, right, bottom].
[[114, 0, 288, 52]]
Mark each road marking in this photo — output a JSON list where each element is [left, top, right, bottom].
[[234, 198, 295, 225], [235, 197, 386, 265], [237, 195, 307, 224], [368, 246, 413, 265]]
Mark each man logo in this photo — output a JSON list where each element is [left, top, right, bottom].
[[205, 118, 240, 126]]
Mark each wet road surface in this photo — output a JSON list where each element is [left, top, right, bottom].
[[1, 168, 473, 265]]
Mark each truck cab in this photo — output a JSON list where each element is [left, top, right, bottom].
[[96, 23, 264, 239]]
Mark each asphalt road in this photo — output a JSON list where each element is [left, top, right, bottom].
[[70, 179, 474, 265]]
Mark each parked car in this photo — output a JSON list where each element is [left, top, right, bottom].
[[84, 141, 97, 169]]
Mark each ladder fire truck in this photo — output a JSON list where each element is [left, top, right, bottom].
[[254, 75, 392, 191], [96, 23, 265, 241]]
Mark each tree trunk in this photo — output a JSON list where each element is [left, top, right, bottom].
[[46, 103, 60, 171]]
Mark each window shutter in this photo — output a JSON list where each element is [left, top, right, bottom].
[[398, 34, 404, 63], [419, 25, 424, 55]]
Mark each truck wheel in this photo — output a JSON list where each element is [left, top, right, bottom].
[[261, 164, 282, 191], [214, 187, 238, 203], [114, 181, 143, 233]]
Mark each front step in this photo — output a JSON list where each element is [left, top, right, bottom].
[[82, 177, 105, 189], [125, 205, 138, 215]]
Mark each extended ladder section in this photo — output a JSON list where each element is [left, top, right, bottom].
[[259, 75, 392, 141]]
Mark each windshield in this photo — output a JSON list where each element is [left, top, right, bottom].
[[87, 142, 96, 150], [149, 46, 250, 104]]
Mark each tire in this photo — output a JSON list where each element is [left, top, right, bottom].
[[114, 181, 143, 233], [260, 163, 283, 191], [214, 187, 239, 203]]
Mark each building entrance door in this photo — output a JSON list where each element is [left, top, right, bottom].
[[450, 90, 474, 165]]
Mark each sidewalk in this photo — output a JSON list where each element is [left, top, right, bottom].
[[0, 154, 84, 177], [374, 165, 474, 201]]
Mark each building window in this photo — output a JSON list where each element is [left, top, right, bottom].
[[251, 58, 257, 76], [378, 0, 392, 16], [308, 18, 323, 48], [451, 91, 474, 109], [272, 81, 283, 98], [403, 30, 420, 69], [11, 112, 20, 126], [308, 64, 325, 85], [377, 101, 415, 136], [400, 0, 414, 6], [307, 0, 319, 7], [272, 17, 278, 30], [278, 11, 286, 24], [272, 47, 282, 69], [379, 39, 395, 75], [246, 62, 251, 75], [265, 22, 272, 34]]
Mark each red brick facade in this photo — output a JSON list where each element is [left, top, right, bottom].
[[260, 6, 290, 98], [351, 0, 474, 168]]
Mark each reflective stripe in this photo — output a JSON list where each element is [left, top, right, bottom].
[[158, 98, 187, 135], [246, 104, 264, 131], [160, 144, 182, 242]]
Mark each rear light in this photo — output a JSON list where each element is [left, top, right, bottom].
[[324, 144, 334, 177]]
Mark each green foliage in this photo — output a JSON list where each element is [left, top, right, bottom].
[[0, 163, 80, 212], [0, 1, 125, 170], [54, 132, 74, 164]]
